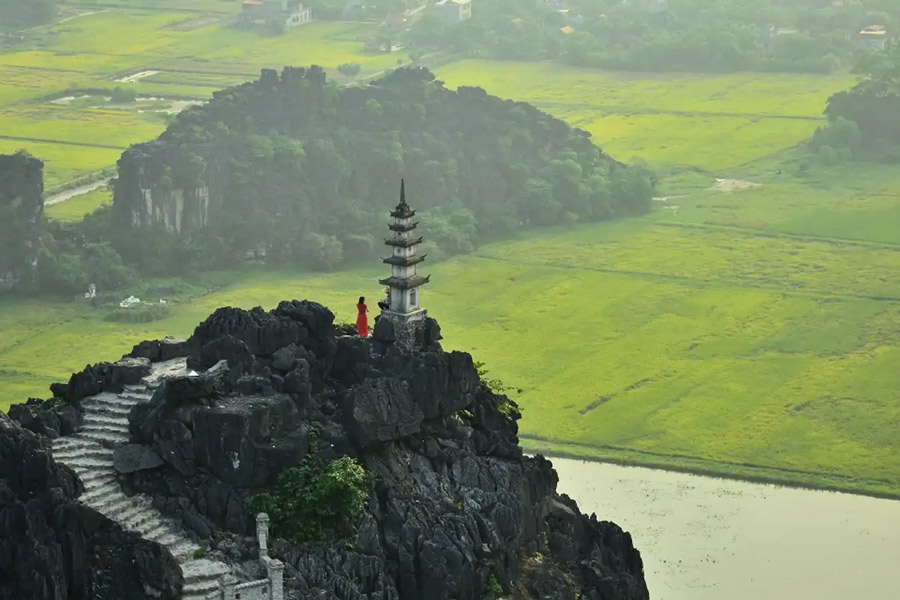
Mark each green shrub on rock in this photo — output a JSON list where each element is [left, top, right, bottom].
[[249, 437, 369, 543]]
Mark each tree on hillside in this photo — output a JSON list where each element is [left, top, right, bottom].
[[822, 43, 900, 148], [336, 62, 362, 80]]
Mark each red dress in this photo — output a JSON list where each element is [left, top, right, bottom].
[[356, 303, 369, 337]]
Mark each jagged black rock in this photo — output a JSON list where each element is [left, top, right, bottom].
[[6, 299, 649, 600]]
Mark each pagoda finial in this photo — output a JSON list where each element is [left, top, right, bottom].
[[399, 178, 407, 208]]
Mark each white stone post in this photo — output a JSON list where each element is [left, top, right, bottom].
[[256, 512, 270, 559], [266, 558, 284, 600], [218, 574, 237, 600]]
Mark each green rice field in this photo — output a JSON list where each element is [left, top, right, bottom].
[[0, 9, 397, 190]]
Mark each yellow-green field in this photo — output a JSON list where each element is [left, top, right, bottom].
[[435, 61, 853, 171], [0, 10, 400, 191]]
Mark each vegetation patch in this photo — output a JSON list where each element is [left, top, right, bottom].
[[249, 434, 369, 544]]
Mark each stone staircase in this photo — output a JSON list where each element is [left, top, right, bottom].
[[51, 358, 232, 600]]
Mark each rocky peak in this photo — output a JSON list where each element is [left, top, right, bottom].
[[5, 299, 650, 600]]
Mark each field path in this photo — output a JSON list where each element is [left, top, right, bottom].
[[656, 222, 900, 251], [473, 252, 900, 304], [0, 135, 126, 150]]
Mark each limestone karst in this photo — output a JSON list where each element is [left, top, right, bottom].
[[4, 298, 649, 600]]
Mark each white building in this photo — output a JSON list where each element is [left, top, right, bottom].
[[434, 0, 472, 23]]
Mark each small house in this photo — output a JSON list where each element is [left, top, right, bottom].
[[559, 25, 575, 35], [859, 25, 887, 51], [434, 0, 472, 23]]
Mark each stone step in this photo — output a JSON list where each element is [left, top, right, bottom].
[[84, 398, 136, 414], [89, 392, 140, 405], [76, 468, 116, 484], [119, 391, 152, 402], [86, 404, 133, 420], [78, 429, 128, 445], [92, 493, 136, 516], [115, 501, 156, 526], [80, 424, 130, 437], [150, 529, 188, 548], [52, 437, 95, 450], [182, 559, 230, 584], [79, 481, 120, 504], [82, 392, 126, 407], [122, 507, 162, 533], [169, 539, 199, 562], [64, 455, 115, 470], [137, 520, 172, 540], [53, 446, 112, 461], [81, 421, 130, 434], [82, 413, 130, 428]]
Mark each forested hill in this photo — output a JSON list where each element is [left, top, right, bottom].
[[112, 66, 653, 273]]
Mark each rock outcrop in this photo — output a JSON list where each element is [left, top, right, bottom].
[[0, 412, 182, 600], [0, 152, 44, 293], [5, 298, 650, 600], [118, 300, 649, 600]]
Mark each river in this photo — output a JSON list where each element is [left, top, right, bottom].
[[553, 458, 900, 600]]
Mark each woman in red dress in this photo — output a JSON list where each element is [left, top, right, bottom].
[[356, 296, 369, 338]]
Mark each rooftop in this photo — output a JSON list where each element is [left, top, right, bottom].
[[384, 235, 423, 248], [378, 274, 430, 289]]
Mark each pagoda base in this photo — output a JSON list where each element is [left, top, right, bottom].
[[374, 308, 428, 352]]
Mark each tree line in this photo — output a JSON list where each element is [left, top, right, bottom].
[[809, 42, 900, 165], [397, 0, 900, 74]]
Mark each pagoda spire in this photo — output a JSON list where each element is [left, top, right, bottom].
[[375, 180, 431, 350]]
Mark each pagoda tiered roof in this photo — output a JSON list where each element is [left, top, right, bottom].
[[384, 235, 423, 248], [389, 221, 419, 232], [382, 254, 426, 267], [378, 274, 431, 289], [390, 205, 416, 219]]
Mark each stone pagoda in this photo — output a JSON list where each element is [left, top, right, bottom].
[[375, 179, 430, 350]]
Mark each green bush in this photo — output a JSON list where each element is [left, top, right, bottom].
[[109, 86, 137, 103], [104, 303, 171, 323], [483, 574, 503, 599], [474, 361, 522, 420], [249, 434, 369, 543], [192, 542, 208, 559]]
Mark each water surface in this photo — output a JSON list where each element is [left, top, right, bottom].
[[553, 458, 900, 599]]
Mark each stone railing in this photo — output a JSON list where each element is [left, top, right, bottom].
[[205, 514, 284, 600]]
